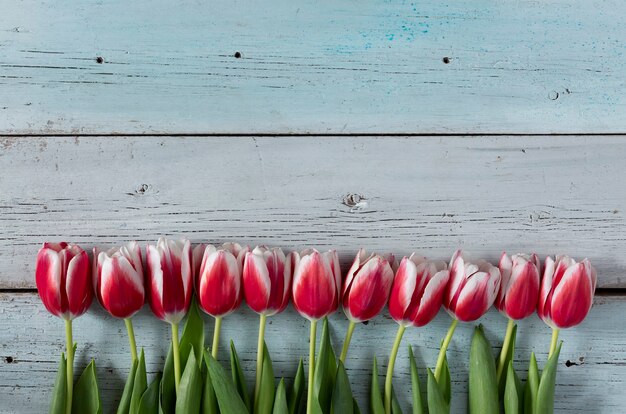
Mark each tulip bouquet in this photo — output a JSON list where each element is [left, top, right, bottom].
[[35, 240, 596, 414]]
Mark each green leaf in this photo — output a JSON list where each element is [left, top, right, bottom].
[[201, 362, 218, 414], [49, 352, 67, 414], [138, 373, 162, 414], [160, 344, 176, 414], [408, 346, 424, 414], [438, 354, 451, 405], [130, 349, 148, 414], [230, 340, 251, 412], [117, 359, 138, 414], [288, 359, 304, 414], [370, 357, 384, 414], [205, 350, 249, 414], [498, 324, 518, 398], [313, 318, 336, 413], [353, 398, 361, 414], [504, 362, 520, 414], [180, 299, 205, 369], [273, 379, 289, 414], [176, 348, 203, 414], [536, 343, 562, 414], [72, 359, 102, 414], [469, 326, 498, 414], [330, 361, 353, 414], [426, 368, 449, 414], [391, 385, 403, 414], [523, 353, 539, 414], [257, 343, 276, 414]]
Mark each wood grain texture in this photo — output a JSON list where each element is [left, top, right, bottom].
[[0, 292, 623, 413], [1, 0, 625, 134], [1, 135, 625, 289]]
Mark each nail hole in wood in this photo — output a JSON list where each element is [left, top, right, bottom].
[[4, 356, 14, 363], [96, 56, 104, 64], [234, 51, 242, 59], [565, 359, 578, 367], [442, 57, 451, 64]]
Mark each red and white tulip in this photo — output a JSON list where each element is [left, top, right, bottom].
[[443, 250, 501, 322], [496, 252, 541, 320], [35, 242, 92, 320], [538, 255, 597, 329], [388, 254, 450, 327], [292, 249, 341, 321], [145, 237, 192, 325], [93, 242, 145, 319], [243, 246, 293, 316]]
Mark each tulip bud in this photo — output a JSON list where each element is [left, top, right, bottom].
[[538, 255, 597, 329], [197, 242, 249, 317], [243, 246, 293, 316], [292, 249, 341, 321], [145, 237, 192, 325], [93, 242, 145, 319], [35, 242, 92, 320], [496, 252, 540, 320], [443, 250, 501, 322], [388, 254, 449, 327], [342, 249, 396, 323]]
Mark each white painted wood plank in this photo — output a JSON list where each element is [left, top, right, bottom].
[[1, 0, 624, 134], [1, 135, 625, 288], [0, 292, 623, 413]]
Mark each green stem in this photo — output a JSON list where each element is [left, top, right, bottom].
[[124, 318, 138, 363], [65, 319, 74, 414], [254, 313, 267, 411], [339, 321, 357, 363], [171, 323, 181, 393], [212, 316, 222, 359], [384, 324, 406, 414], [548, 328, 560, 358], [306, 319, 318, 414], [434, 319, 458, 382], [496, 318, 515, 382]]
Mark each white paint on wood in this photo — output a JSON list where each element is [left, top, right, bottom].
[[0, 293, 622, 413], [1, 135, 624, 289], [0, 0, 624, 134]]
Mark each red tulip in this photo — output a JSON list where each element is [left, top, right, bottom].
[[496, 252, 540, 320], [342, 249, 396, 323], [35, 242, 92, 320], [443, 250, 501, 322], [196, 242, 249, 317], [93, 242, 145, 319], [538, 255, 597, 329], [292, 249, 341, 320], [243, 246, 293, 316], [145, 237, 192, 324], [388, 254, 449, 327]]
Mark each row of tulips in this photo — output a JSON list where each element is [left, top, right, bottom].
[[35, 239, 596, 414]]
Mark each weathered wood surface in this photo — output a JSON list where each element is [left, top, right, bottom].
[[1, 135, 625, 289], [1, 0, 625, 135], [0, 292, 622, 413]]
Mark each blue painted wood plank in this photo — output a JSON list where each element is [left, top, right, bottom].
[[0, 0, 625, 134]]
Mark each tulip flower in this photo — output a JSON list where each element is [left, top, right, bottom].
[[35, 242, 92, 414], [291, 249, 341, 414], [93, 242, 145, 363], [243, 246, 294, 411], [196, 242, 249, 358], [384, 254, 449, 414], [538, 255, 597, 356], [436, 250, 501, 381], [495, 252, 540, 383], [339, 249, 395, 363], [146, 237, 192, 392]]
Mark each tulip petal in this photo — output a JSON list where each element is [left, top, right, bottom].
[[445, 250, 466, 306], [504, 261, 540, 320], [101, 256, 145, 318], [65, 250, 92, 319], [410, 269, 449, 327], [199, 251, 241, 317], [550, 263, 594, 328], [388, 257, 417, 324], [146, 244, 166, 321], [496, 252, 512, 310], [538, 256, 555, 323], [292, 251, 336, 320], [345, 258, 393, 322], [243, 252, 271, 314], [454, 272, 492, 322], [266, 249, 287, 313], [35, 247, 64, 318]]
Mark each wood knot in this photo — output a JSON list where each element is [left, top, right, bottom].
[[342, 193, 368, 212], [234, 51, 242, 58], [127, 184, 157, 197], [96, 56, 104, 64]]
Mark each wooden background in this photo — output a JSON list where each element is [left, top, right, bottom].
[[1, 1, 625, 412]]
